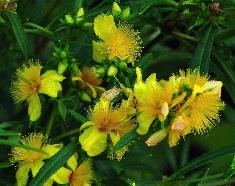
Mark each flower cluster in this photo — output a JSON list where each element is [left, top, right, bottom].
[[9, 2, 225, 185], [134, 68, 224, 147]]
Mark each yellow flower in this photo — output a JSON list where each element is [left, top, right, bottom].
[[168, 70, 224, 147], [53, 155, 93, 186], [10, 60, 65, 121], [93, 14, 142, 64], [10, 133, 62, 186], [72, 67, 105, 98], [134, 67, 178, 135], [79, 98, 135, 157]]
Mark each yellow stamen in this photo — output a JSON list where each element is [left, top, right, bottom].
[[10, 133, 48, 164]]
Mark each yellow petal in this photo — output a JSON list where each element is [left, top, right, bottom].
[[16, 163, 31, 186], [53, 167, 72, 184], [109, 131, 120, 145], [39, 77, 62, 98], [31, 160, 44, 177], [93, 41, 108, 63], [79, 126, 108, 156], [67, 154, 78, 171], [42, 144, 61, 157], [94, 15, 116, 40], [136, 112, 156, 135], [87, 83, 97, 98], [41, 70, 65, 81], [28, 93, 41, 121], [80, 121, 94, 131]]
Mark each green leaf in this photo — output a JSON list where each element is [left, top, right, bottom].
[[57, 100, 67, 121], [0, 129, 20, 136], [69, 110, 88, 123], [73, 0, 83, 14], [29, 143, 78, 186], [191, 24, 217, 73], [110, 128, 138, 153], [169, 144, 235, 179], [0, 162, 13, 169], [5, 11, 29, 58], [0, 139, 48, 155], [0, 121, 19, 128]]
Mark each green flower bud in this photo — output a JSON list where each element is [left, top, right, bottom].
[[96, 67, 106, 76], [76, 7, 84, 17], [58, 60, 68, 74], [107, 65, 118, 77], [83, 22, 93, 28], [59, 51, 67, 59], [65, 15, 74, 25], [119, 61, 127, 70], [80, 92, 92, 103], [112, 2, 122, 16], [121, 7, 130, 19], [71, 63, 80, 73]]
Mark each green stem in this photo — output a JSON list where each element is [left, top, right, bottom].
[[172, 31, 198, 42], [52, 128, 80, 142], [46, 104, 58, 137], [24, 22, 54, 37]]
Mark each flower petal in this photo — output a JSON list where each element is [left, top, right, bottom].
[[53, 167, 72, 184], [42, 144, 62, 157], [28, 93, 41, 121], [94, 15, 116, 40], [31, 160, 44, 177], [67, 154, 78, 171], [39, 77, 62, 98], [79, 126, 108, 156], [16, 163, 31, 186], [136, 112, 156, 135], [41, 70, 65, 81], [92, 41, 108, 63]]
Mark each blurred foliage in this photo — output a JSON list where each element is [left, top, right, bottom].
[[0, 0, 235, 185]]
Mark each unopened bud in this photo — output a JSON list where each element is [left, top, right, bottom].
[[58, 60, 68, 74], [71, 63, 80, 73], [107, 65, 118, 77], [65, 15, 74, 25], [119, 61, 127, 70], [76, 7, 84, 17], [171, 116, 185, 132], [121, 7, 130, 19], [96, 67, 106, 76], [80, 92, 92, 103], [112, 2, 121, 16], [59, 51, 67, 59], [145, 128, 168, 146], [159, 102, 169, 122]]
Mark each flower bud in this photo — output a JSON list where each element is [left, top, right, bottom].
[[80, 92, 92, 103], [76, 7, 84, 17], [59, 51, 67, 59], [96, 67, 106, 76], [112, 2, 122, 16], [107, 65, 118, 77], [121, 7, 130, 19], [171, 116, 185, 132], [158, 102, 169, 122], [145, 128, 168, 146], [71, 63, 80, 73], [58, 60, 68, 74], [65, 15, 74, 25], [119, 61, 127, 70]]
